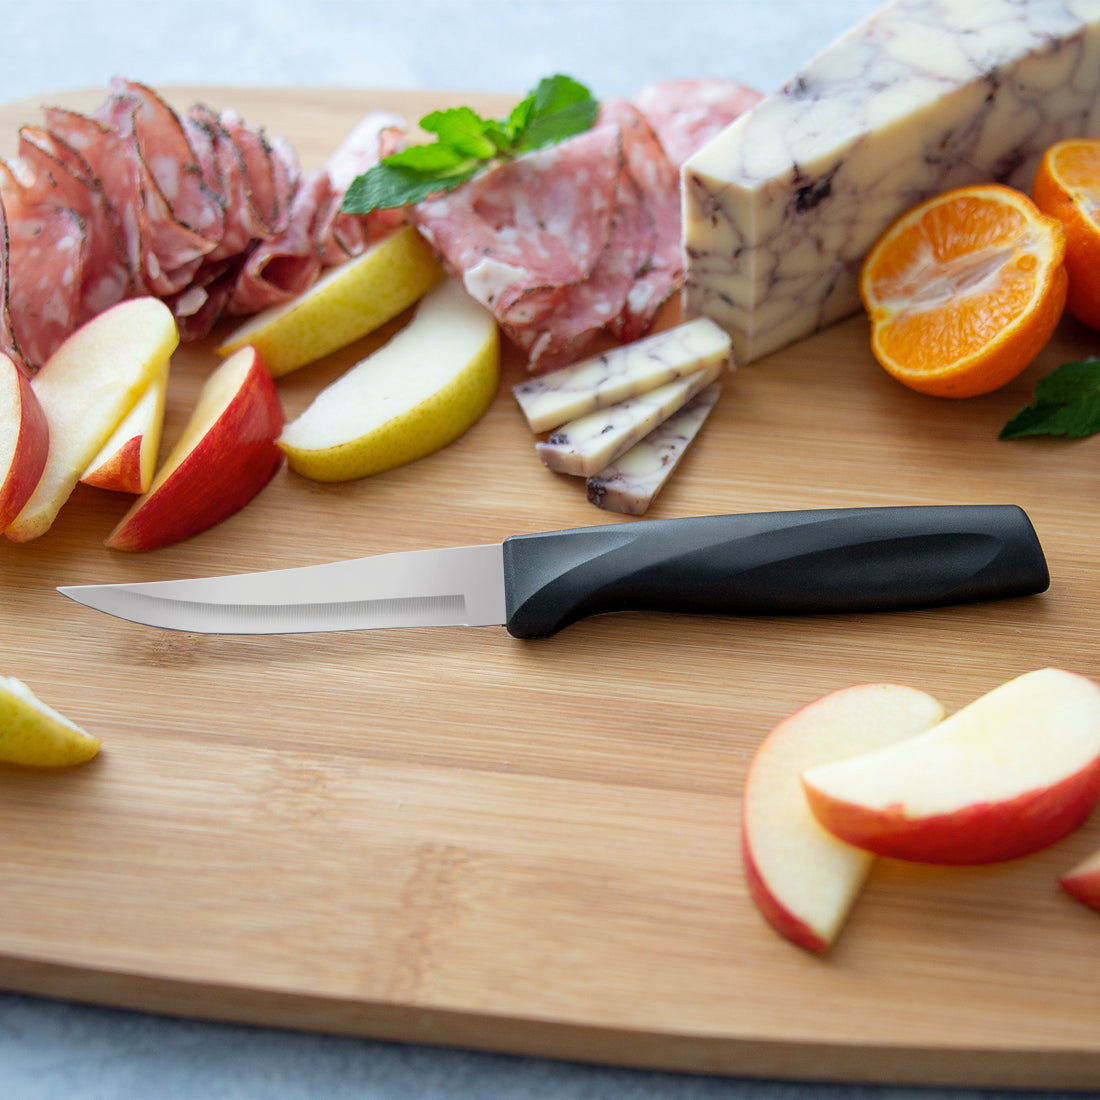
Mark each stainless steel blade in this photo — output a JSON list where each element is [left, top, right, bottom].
[[58, 543, 507, 634]]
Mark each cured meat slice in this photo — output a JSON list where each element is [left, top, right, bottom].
[[184, 103, 300, 260], [318, 110, 407, 264], [227, 111, 406, 315], [633, 79, 763, 168], [0, 173, 86, 368], [413, 125, 624, 371], [0, 199, 29, 373], [14, 126, 132, 321], [92, 78, 224, 296], [597, 99, 682, 344], [42, 106, 145, 292], [227, 169, 328, 316]]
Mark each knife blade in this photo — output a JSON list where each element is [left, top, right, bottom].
[[58, 504, 1049, 639]]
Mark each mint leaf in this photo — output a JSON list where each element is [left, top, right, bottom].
[[341, 74, 596, 214], [514, 74, 600, 153], [342, 161, 482, 212], [418, 107, 498, 159], [999, 359, 1100, 439]]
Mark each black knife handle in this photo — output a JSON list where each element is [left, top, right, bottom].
[[500, 504, 1049, 638]]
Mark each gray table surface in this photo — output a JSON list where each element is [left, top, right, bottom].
[[1, 2, 1092, 1097]]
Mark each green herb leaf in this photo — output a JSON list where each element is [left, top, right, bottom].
[[999, 359, 1100, 439], [341, 74, 597, 214]]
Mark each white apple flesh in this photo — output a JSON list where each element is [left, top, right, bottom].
[[0, 353, 49, 531], [80, 362, 169, 494], [802, 668, 1100, 865], [1060, 847, 1100, 912], [105, 345, 284, 551], [5, 297, 179, 542], [742, 683, 946, 953]]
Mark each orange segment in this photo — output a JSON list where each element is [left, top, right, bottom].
[[859, 184, 1067, 398], [1033, 139, 1100, 329]]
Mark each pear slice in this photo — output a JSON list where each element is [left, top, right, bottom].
[[0, 675, 100, 767], [278, 278, 499, 482], [217, 225, 444, 377]]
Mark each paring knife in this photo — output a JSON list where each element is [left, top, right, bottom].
[[58, 505, 1049, 639]]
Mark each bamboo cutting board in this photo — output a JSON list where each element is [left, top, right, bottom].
[[2, 86, 1100, 1090]]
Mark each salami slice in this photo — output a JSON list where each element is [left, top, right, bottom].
[[319, 110, 406, 263], [0, 168, 86, 368], [632, 78, 763, 168], [185, 103, 301, 260], [15, 126, 132, 320], [227, 168, 328, 316], [413, 125, 624, 370], [92, 78, 224, 296], [597, 99, 682, 344], [0, 198, 29, 374]]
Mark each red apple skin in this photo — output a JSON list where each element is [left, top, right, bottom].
[[0, 354, 49, 530], [1060, 854, 1100, 912], [804, 763, 1100, 865], [81, 434, 143, 494], [741, 835, 830, 954], [105, 349, 284, 552]]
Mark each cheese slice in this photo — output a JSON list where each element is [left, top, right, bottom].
[[535, 362, 723, 477], [512, 317, 731, 433], [586, 383, 722, 514], [682, 0, 1100, 364]]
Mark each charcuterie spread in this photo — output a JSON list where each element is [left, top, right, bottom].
[[682, 0, 1100, 363], [410, 81, 759, 374], [9, 1, 1100, 1084], [0, 79, 405, 372]]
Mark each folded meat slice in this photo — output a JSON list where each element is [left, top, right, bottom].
[[413, 125, 624, 371], [318, 110, 407, 264], [14, 126, 132, 323], [91, 78, 224, 297], [597, 98, 682, 344], [0, 199, 29, 373], [226, 111, 407, 317], [632, 78, 763, 169]]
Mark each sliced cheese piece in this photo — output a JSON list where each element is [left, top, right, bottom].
[[512, 317, 731, 432], [682, 0, 1100, 364], [586, 382, 722, 514], [535, 362, 723, 477]]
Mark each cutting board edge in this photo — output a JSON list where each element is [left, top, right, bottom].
[[3, 955, 1100, 1090]]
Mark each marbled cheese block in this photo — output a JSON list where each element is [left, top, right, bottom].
[[682, 0, 1100, 363], [535, 362, 723, 477], [586, 383, 722, 514], [512, 316, 731, 433]]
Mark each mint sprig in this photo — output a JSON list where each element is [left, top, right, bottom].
[[999, 359, 1100, 440], [342, 75, 598, 214]]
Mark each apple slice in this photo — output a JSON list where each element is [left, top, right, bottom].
[[1060, 848, 1100, 912], [742, 683, 946, 953], [217, 224, 444, 377], [0, 353, 49, 531], [105, 345, 284, 551], [80, 362, 169, 494], [802, 668, 1100, 865], [5, 298, 179, 543], [277, 277, 499, 482]]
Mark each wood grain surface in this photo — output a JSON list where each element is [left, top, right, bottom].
[[2, 87, 1100, 1089]]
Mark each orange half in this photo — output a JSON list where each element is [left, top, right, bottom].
[[859, 184, 1067, 398], [1033, 138, 1100, 330]]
